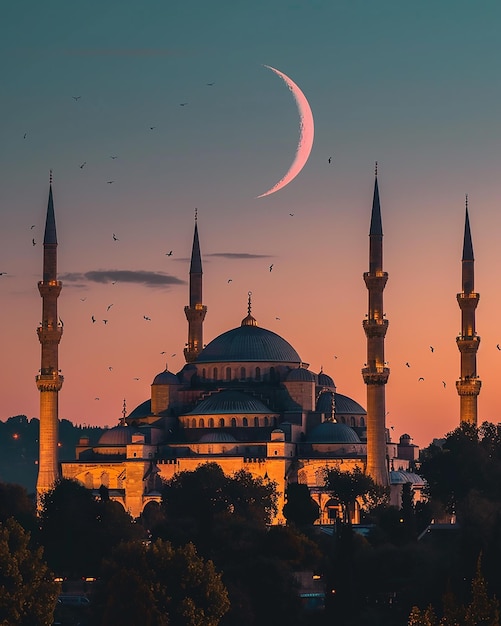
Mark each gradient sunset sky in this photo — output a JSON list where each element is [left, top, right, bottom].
[[2, 1, 501, 449]]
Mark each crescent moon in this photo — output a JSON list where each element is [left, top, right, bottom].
[[256, 65, 314, 199]]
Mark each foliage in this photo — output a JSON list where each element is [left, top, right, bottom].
[[92, 539, 230, 626], [283, 482, 320, 527], [0, 481, 37, 534], [0, 517, 59, 626], [39, 478, 144, 577]]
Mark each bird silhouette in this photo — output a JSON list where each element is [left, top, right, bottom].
[[269, 264, 274, 272], [110, 155, 118, 159], [0, 272, 6, 276], [160, 351, 166, 355], [133, 377, 140, 381], [143, 316, 151, 321], [80, 162, 86, 169], [418, 377, 425, 381], [289, 213, 294, 216], [111, 280, 117, 285], [112, 233, 119, 241], [275, 317, 280, 320], [106, 180, 114, 184], [166, 251, 173, 256], [107, 304, 113, 311], [149, 126, 156, 130], [80, 297, 86, 301], [497, 344, 500, 351], [23, 133, 27, 139], [91, 316, 96, 323], [32, 238, 36, 246], [72, 96, 81, 101], [94, 397, 100, 400], [103, 319, 108, 325], [179, 103, 188, 106], [442, 381, 446, 388], [430, 346, 434, 353], [206, 82, 215, 86], [108, 366, 113, 371], [328, 157, 332, 163], [171, 353, 176, 357], [405, 362, 411, 368], [30, 225, 35, 229], [227, 279, 232, 283]]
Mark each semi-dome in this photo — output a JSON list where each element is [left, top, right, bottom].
[[186, 390, 272, 415], [307, 421, 361, 444], [98, 425, 134, 446], [152, 369, 180, 385], [316, 391, 366, 415], [389, 470, 426, 486], [286, 367, 318, 383], [196, 324, 301, 364], [199, 432, 237, 443], [318, 371, 335, 387]]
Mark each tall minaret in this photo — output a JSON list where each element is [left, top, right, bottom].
[[36, 172, 64, 502], [362, 164, 389, 486], [456, 197, 481, 425], [184, 210, 207, 363]]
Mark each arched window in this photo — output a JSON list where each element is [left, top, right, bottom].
[[100, 471, 109, 488], [219, 418, 225, 427], [240, 367, 246, 380], [360, 416, 365, 427], [226, 367, 231, 381], [192, 419, 196, 428], [341, 416, 346, 424], [243, 417, 248, 427], [85, 472, 93, 489], [254, 417, 259, 427], [264, 416, 269, 427], [270, 366, 276, 382], [273, 416, 278, 427], [202, 368, 206, 379], [199, 418, 205, 428], [231, 417, 237, 428], [350, 416, 355, 427], [213, 367, 218, 380], [208, 418, 214, 428], [255, 366, 261, 381]]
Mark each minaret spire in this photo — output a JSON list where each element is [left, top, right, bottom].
[[456, 197, 481, 425], [36, 173, 64, 505], [184, 211, 207, 363], [362, 165, 389, 486]]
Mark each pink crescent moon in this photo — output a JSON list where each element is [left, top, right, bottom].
[[256, 65, 315, 199]]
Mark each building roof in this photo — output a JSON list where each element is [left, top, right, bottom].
[[286, 367, 318, 383], [307, 421, 361, 443], [196, 324, 301, 364], [316, 391, 366, 415], [152, 369, 180, 385], [199, 432, 238, 443], [318, 371, 335, 387], [98, 426, 134, 446], [185, 390, 272, 415]]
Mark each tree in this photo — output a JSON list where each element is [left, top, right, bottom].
[[283, 482, 320, 527], [0, 482, 37, 534], [464, 555, 500, 626], [0, 518, 59, 626], [92, 539, 230, 626]]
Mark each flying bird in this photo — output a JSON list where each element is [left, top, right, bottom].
[[32, 238, 36, 246], [430, 346, 434, 353], [289, 213, 294, 216], [166, 251, 173, 256], [110, 155, 118, 159], [108, 366, 113, 371], [80, 162, 86, 169], [275, 317, 280, 320], [30, 225, 35, 229], [269, 264, 274, 272], [143, 316, 151, 321], [442, 381, 446, 388], [405, 362, 411, 368], [206, 82, 215, 86], [80, 297, 86, 302], [418, 377, 425, 382], [179, 102, 188, 106], [328, 157, 332, 163], [107, 304, 113, 311], [72, 96, 81, 101], [171, 353, 176, 357], [497, 344, 500, 351], [94, 397, 100, 400], [91, 316, 96, 323], [23, 133, 27, 139], [103, 319, 108, 324], [227, 279, 232, 283], [133, 377, 140, 381], [112, 233, 119, 241], [149, 126, 156, 130], [160, 351, 166, 355], [106, 180, 114, 184]]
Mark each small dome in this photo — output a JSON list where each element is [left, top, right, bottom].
[[307, 421, 361, 443], [128, 399, 151, 419], [389, 470, 426, 486], [199, 432, 237, 443], [318, 371, 335, 387], [286, 367, 318, 383], [152, 369, 180, 385], [316, 392, 366, 415], [98, 426, 134, 446], [186, 390, 272, 415]]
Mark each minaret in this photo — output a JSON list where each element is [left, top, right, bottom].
[[456, 197, 481, 425], [36, 172, 64, 503], [362, 164, 389, 486], [184, 210, 207, 363]]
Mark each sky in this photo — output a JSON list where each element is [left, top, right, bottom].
[[2, 1, 501, 449]]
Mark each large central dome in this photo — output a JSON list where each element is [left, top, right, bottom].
[[196, 325, 302, 364]]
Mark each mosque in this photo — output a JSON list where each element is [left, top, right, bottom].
[[35, 170, 481, 522]]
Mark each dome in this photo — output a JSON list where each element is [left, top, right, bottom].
[[389, 470, 426, 486], [316, 392, 366, 415], [152, 369, 180, 385], [199, 432, 237, 443], [98, 426, 134, 446], [307, 421, 361, 443], [128, 399, 151, 419], [286, 367, 318, 383], [186, 390, 272, 415], [196, 325, 301, 364], [318, 371, 335, 387]]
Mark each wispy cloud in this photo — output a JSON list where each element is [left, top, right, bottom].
[[60, 270, 186, 288], [206, 253, 273, 260]]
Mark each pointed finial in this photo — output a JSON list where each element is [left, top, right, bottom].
[[320, 365, 323, 374], [195, 207, 198, 222], [241, 291, 257, 326], [247, 291, 252, 315], [375, 161, 378, 177], [49, 169, 53, 185], [122, 398, 127, 419], [465, 193, 468, 211]]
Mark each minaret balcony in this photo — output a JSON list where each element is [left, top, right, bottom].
[[363, 272, 388, 291], [456, 292, 479, 309], [38, 280, 62, 297], [456, 335, 480, 353], [361, 366, 390, 385], [362, 318, 389, 338], [36, 371, 63, 392], [456, 378, 481, 396]]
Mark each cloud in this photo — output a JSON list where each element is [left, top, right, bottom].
[[60, 270, 186, 288], [206, 253, 273, 260]]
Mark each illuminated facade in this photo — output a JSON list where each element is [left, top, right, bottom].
[[36, 174, 64, 503], [57, 175, 422, 521], [456, 199, 481, 425]]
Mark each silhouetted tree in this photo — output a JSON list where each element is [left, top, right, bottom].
[[0, 518, 59, 626], [283, 482, 320, 528]]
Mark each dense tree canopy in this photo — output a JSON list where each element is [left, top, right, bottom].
[[283, 482, 320, 527]]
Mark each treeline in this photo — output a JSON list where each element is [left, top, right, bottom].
[[0, 415, 104, 492]]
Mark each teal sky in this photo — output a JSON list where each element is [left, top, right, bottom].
[[2, 1, 501, 448]]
